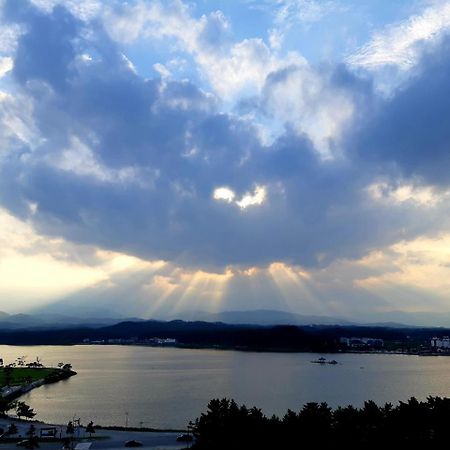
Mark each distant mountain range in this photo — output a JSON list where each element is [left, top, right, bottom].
[[0, 312, 141, 330], [176, 309, 355, 326], [1, 308, 450, 330], [175, 309, 450, 328]]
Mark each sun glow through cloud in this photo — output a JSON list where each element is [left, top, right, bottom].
[[214, 185, 267, 209], [213, 187, 235, 203]]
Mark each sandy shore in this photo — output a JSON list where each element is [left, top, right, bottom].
[[0, 417, 188, 450]]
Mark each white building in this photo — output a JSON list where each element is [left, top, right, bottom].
[[431, 336, 450, 350], [340, 337, 384, 348]]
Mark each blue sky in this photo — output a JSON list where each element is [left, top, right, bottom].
[[1, 0, 450, 323]]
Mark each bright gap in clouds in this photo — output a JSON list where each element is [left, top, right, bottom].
[[213, 185, 266, 209], [213, 187, 235, 203]]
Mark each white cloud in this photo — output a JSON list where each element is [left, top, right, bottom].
[[214, 185, 266, 209], [29, 0, 102, 20], [0, 56, 13, 78], [213, 186, 235, 203], [273, 0, 338, 25], [368, 181, 449, 207], [349, 1, 450, 70], [153, 62, 171, 79], [196, 38, 305, 100], [0, 90, 39, 154], [0, 22, 22, 53], [102, 1, 306, 101], [263, 0, 341, 49], [262, 64, 355, 157], [236, 185, 266, 209], [103, 0, 198, 48], [50, 136, 155, 187]]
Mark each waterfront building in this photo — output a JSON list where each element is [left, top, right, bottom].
[[431, 336, 450, 350], [340, 337, 384, 348]]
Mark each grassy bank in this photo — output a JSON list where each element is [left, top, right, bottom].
[[0, 368, 60, 388]]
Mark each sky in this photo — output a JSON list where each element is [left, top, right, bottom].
[[1, 0, 450, 322]]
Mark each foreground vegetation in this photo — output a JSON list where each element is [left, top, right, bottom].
[[0, 367, 60, 388], [189, 396, 450, 449], [0, 363, 75, 388], [0, 364, 76, 421]]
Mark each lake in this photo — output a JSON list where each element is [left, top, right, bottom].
[[1, 345, 449, 429]]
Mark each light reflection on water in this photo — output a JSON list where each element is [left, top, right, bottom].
[[1, 345, 449, 429]]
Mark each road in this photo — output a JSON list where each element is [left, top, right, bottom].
[[0, 418, 188, 450]]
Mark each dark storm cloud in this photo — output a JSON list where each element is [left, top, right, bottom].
[[4, 1, 80, 91], [355, 36, 450, 185], [0, 0, 449, 270]]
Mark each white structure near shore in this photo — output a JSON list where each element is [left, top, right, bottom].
[[431, 336, 450, 350]]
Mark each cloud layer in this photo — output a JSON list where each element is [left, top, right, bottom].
[[1, 0, 450, 317]]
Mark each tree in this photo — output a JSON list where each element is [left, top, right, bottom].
[[16, 401, 36, 420], [66, 421, 75, 436], [0, 397, 15, 416], [26, 424, 36, 437], [85, 421, 96, 437], [3, 366, 13, 386]]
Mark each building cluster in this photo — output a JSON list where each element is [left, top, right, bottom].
[[82, 337, 178, 346], [142, 337, 177, 345], [430, 336, 450, 351], [82, 337, 139, 344], [339, 337, 384, 349]]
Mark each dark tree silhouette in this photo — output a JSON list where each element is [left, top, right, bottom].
[[3, 366, 13, 386], [85, 421, 96, 437], [0, 397, 15, 416], [66, 421, 75, 436], [26, 424, 36, 437], [190, 396, 450, 449], [16, 401, 36, 420]]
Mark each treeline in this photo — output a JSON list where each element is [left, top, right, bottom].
[[0, 319, 443, 350], [189, 397, 450, 449]]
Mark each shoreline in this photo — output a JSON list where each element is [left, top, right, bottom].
[[2, 415, 187, 434], [79, 343, 450, 357], [1, 342, 448, 357], [1, 368, 77, 401]]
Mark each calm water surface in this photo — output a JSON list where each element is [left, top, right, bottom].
[[1, 345, 449, 428]]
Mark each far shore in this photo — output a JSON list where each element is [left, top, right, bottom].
[[1, 341, 449, 357]]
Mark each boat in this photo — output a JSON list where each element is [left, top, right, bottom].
[[311, 357, 339, 365], [311, 357, 327, 364]]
